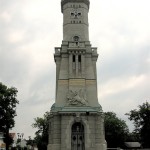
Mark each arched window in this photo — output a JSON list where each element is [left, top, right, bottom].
[[73, 36, 79, 42]]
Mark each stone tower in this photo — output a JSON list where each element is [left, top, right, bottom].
[[47, 0, 107, 150]]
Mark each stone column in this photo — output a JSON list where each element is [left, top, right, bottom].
[[81, 52, 85, 77], [69, 52, 72, 77], [75, 52, 78, 76], [49, 114, 61, 150], [95, 114, 107, 150]]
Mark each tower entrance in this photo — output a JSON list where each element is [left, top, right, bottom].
[[71, 122, 85, 150]]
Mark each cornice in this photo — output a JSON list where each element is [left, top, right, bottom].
[[61, 0, 90, 12]]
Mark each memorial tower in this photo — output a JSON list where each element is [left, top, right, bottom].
[[48, 0, 107, 149]]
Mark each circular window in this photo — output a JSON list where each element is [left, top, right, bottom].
[[73, 36, 79, 42]]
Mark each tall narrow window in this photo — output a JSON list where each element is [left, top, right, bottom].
[[73, 55, 75, 70], [73, 55, 75, 62], [78, 55, 81, 70], [78, 55, 81, 62]]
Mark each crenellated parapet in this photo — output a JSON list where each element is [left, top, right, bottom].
[[61, 0, 90, 12]]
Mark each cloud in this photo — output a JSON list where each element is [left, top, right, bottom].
[[0, 0, 150, 138]]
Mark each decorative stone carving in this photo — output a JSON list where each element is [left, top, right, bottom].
[[67, 89, 88, 106], [55, 47, 61, 54], [75, 112, 81, 122]]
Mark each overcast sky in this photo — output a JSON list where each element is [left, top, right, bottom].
[[0, 0, 150, 139]]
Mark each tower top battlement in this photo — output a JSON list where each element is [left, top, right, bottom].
[[61, 0, 90, 12]]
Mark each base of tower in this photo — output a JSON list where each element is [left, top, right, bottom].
[[47, 144, 60, 150], [95, 144, 107, 150], [47, 107, 107, 150]]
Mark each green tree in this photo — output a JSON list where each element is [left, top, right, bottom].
[[126, 132, 140, 142], [104, 112, 129, 148], [126, 102, 150, 148], [32, 111, 50, 150], [26, 136, 34, 149], [0, 82, 19, 150]]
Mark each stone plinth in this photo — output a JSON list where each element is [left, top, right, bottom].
[[47, 106, 107, 150]]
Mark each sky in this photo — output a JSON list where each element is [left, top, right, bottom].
[[0, 0, 150, 139]]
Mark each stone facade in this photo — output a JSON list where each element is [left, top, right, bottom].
[[47, 0, 107, 149], [48, 111, 106, 150]]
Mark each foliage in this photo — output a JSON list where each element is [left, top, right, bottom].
[[3, 133, 13, 149], [126, 132, 140, 142], [104, 112, 129, 148], [26, 136, 34, 150], [26, 136, 32, 145], [126, 102, 150, 148], [32, 111, 50, 150], [0, 82, 19, 150]]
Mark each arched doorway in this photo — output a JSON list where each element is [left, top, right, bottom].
[[71, 122, 85, 150]]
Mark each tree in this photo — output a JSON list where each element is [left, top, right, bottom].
[[32, 111, 50, 150], [104, 112, 129, 148], [126, 131, 140, 142], [0, 82, 19, 150], [26, 136, 34, 149], [126, 102, 150, 148]]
